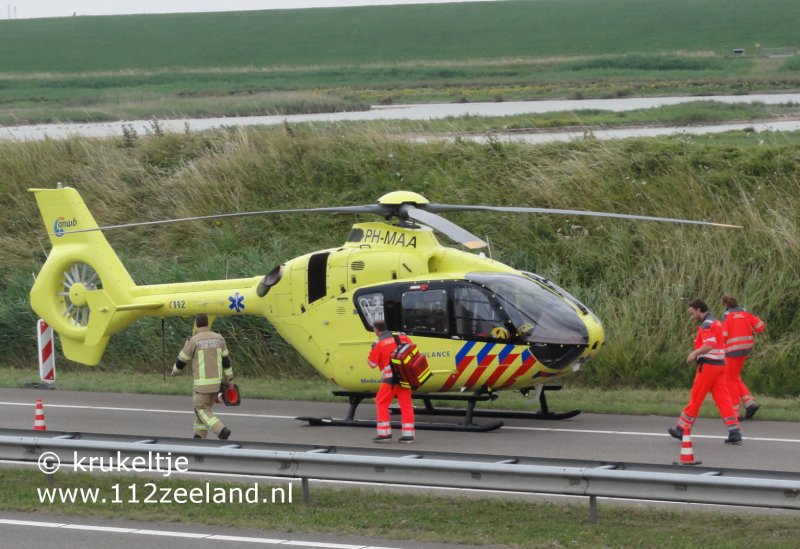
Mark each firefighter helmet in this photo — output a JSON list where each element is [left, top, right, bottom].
[[491, 326, 510, 340]]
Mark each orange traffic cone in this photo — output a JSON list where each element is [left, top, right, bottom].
[[34, 398, 46, 431], [673, 427, 701, 465]]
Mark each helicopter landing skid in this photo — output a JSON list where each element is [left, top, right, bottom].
[[391, 386, 581, 421], [297, 416, 502, 432], [297, 391, 504, 432]]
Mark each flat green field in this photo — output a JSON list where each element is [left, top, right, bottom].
[[3, 0, 799, 71], [1, 0, 800, 124]]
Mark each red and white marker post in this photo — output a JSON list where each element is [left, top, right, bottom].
[[37, 319, 56, 384]]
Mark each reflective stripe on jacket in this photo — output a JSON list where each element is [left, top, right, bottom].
[[695, 314, 725, 365], [178, 326, 230, 393], [721, 307, 765, 358]]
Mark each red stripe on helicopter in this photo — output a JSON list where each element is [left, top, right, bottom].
[[441, 341, 492, 391], [440, 355, 475, 392], [482, 345, 519, 388], [462, 342, 503, 388], [463, 363, 489, 389], [500, 352, 519, 365], [483, 364, 511, 388], [498, 350, 537, 389], [448, 342, 532, 390]]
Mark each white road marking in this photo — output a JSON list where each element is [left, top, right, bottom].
[[210, 534, 288, 544], [0, 518, 401, 548], [0, 401, 294, 420], [503, 425, 800, 443], [0, 519, 64, 527], [1, 400, 798, 444], [134, 529, 209, 538], [282, 542, 363, 549], [62, 524, 136, 533]]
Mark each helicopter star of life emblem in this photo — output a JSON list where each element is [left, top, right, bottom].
[[228, 292, 245, 313]]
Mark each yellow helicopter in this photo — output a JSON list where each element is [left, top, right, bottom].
[[29, 185, 738, 431]]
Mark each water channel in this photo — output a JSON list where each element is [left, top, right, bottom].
[[2, 93, 800, 142]]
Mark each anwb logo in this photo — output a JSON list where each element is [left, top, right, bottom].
[[53, 216, 77, 237]]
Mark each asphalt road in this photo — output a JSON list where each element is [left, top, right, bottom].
[[0, 388, 798, 472], [2, 387, 798, 548], [0, 511, 498, 549]]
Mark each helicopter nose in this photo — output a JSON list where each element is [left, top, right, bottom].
[[527, 308, 605, 370], [581, 310, 606, 362]]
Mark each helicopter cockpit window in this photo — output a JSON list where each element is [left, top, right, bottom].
[[357, 292, 385, 328], [469, 273, 588, 346], [401, 289, 448, 335], [453, 286, 506, 339]]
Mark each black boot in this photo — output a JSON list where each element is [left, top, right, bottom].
[[218, 427, 231, 440], [667, 426, 684, 440], [744, 404, 760, 420], [725, 429, 743, 445]]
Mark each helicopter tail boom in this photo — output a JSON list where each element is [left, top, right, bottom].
[[29, 186, 140, 365]]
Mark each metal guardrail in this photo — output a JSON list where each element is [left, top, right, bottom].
[[1, 429, 798, 522]]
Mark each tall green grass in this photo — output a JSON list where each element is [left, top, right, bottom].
[[310, 101, 800, 134], [780, 55, 800, 71], [2, 127, 799, 395], [566, 54, 726, 72]]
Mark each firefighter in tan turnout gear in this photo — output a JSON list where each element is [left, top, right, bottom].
[[172, 313, 233, 440]]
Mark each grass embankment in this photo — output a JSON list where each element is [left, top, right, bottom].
[[327, 101, 800, 136], [1, 126, 799, 396], [1, 1, 800, 124], [1, 469, 799, 548]]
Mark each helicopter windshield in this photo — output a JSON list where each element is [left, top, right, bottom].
[[467, 273, 589, 346]]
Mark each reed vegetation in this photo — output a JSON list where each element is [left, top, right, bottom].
[[1, 126, 798, 396]]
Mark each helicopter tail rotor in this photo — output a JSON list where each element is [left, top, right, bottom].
[[29, 186, 141, 365]]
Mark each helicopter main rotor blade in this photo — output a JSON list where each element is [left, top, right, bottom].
[[62, 204, 387, 234], [424, 204, 742, 229], [402, 205, 488, 249]]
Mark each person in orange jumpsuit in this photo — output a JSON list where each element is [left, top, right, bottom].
[[669, 299, 742, 444], [721, 295, 766, 420], [367, 319, 416, 443]]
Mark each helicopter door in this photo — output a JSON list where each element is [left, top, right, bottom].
[[452, 284, 514, 341]]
